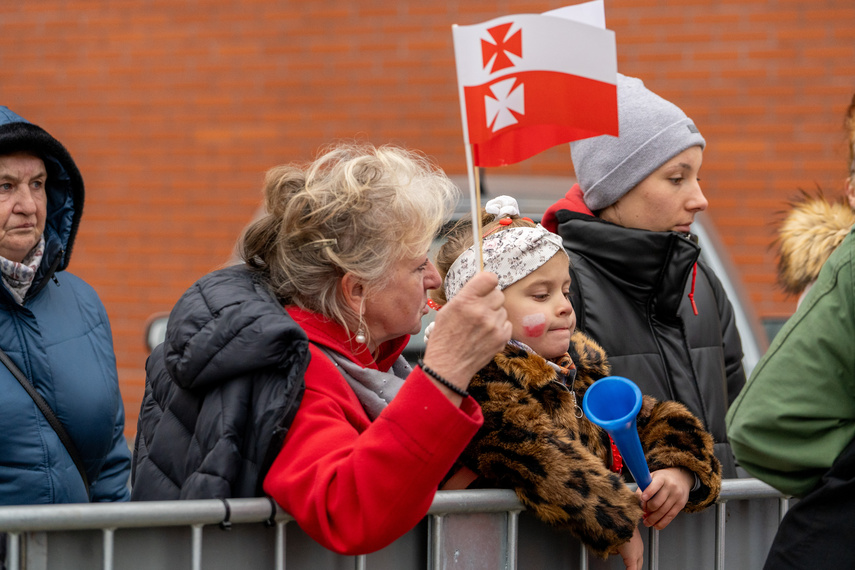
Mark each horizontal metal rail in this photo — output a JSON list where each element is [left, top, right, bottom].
[[0, 479, 788, 570], [715, 478, 786, 501], [0, 498, 289, 533], [0, 492, 531, 534]]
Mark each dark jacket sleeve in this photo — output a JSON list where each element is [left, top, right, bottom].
[[699, 262, 746, 406], [637, 396, 722, 512], [459, 370, 642, 559]]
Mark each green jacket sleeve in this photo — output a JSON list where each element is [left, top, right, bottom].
[[726, 230, 855, 497]]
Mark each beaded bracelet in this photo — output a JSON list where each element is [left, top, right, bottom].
[[418, 359, 469, 398]]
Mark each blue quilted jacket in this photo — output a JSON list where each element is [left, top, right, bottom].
[[0, 107, 131, 505]]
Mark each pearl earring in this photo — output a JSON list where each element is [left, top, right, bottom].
[[355, 327, 366, 344]]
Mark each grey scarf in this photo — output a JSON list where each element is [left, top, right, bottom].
[[316, 346, 412, 420]]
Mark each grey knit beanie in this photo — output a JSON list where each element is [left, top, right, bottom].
[[570, 74, 706, 212]]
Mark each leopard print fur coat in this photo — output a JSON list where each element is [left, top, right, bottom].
[[447, 331, 722, 558]]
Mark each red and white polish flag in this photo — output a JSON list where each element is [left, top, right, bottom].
[[452, 1, 618, 167]]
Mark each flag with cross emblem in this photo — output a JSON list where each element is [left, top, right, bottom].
[[452, 1, 618, 167]]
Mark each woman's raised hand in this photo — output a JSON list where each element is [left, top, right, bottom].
[[421, 272, 511, 398]]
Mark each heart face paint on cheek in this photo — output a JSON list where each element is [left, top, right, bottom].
[[521, 313, 547, 337]]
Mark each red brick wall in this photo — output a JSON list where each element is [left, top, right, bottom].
[[2, 1, 854, 438]]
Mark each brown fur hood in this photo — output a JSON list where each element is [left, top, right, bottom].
[[777, 194, 855, 295]]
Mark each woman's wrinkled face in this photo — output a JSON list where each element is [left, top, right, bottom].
[[362, 252, 441, 350], [502, 252, 575, 360], [0, 152, 48, 263], [600, 146, 708, 234]]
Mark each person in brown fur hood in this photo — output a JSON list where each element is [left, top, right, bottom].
[[429, 197, 721, 570], [776, 93, 855, 306]]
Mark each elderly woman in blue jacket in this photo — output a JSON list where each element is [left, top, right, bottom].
[[0, 107, 131, 506]]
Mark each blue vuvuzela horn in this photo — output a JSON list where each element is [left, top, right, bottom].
[[582, 376, 652, 490]]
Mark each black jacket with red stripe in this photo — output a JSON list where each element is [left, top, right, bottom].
[[543, 186, 746, 478]]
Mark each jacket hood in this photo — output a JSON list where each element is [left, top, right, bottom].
[[776, 193, 855, 295], [542, 184, 592, 233], [0, 107, 83, 273]]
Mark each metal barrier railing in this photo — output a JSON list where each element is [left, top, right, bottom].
[[0, 478, 787, 570]]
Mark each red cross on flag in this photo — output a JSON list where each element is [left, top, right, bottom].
[[452, 1, 618, 167]]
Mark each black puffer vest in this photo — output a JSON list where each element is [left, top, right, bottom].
[[131, 264, 308, 499]]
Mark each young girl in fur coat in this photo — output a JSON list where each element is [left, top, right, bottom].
[[429, 197, 722, 570]]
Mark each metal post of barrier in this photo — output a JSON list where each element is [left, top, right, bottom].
[[714, 501, 726, 570], [275, 521, 285, 570], [102, 527, 115, 570], [191, 523, 204, 570], [648, 527, 659, 570], [579, 544, 588, 570], [506, 510, 519, 570], [428, 514, 443, 570], [6, 532, 17, 570], [355, 554, 366, 570], [778, 497, 789, 522]]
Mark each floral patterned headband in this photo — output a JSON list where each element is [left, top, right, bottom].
[[444, 223, 568, 301]]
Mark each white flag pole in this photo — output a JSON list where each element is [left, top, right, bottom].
[[452, 24, 484, 271]]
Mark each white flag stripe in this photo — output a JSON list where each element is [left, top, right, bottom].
[[544, 0, 606, 30], [452, 14, 616, 88]]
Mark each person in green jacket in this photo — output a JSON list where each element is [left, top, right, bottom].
[[726, 227, 855, 569]]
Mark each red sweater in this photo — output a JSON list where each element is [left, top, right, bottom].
[[263, 306, 484, 555]]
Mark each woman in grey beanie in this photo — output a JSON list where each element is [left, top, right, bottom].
[[542, 74, 746, 478]]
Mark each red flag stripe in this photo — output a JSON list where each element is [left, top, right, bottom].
[[464, 71, 618, 167]]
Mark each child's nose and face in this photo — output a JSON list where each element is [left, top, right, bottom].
[[502, 253, 576, 360]]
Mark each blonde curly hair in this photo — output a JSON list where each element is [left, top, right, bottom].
[[240, 142, 459, 339]]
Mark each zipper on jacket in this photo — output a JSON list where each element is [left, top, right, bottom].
[[688, 262, 699, 315], [24, 249, 64, 301]]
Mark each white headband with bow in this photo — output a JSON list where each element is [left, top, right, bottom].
[[444, 224, 567, 301]]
